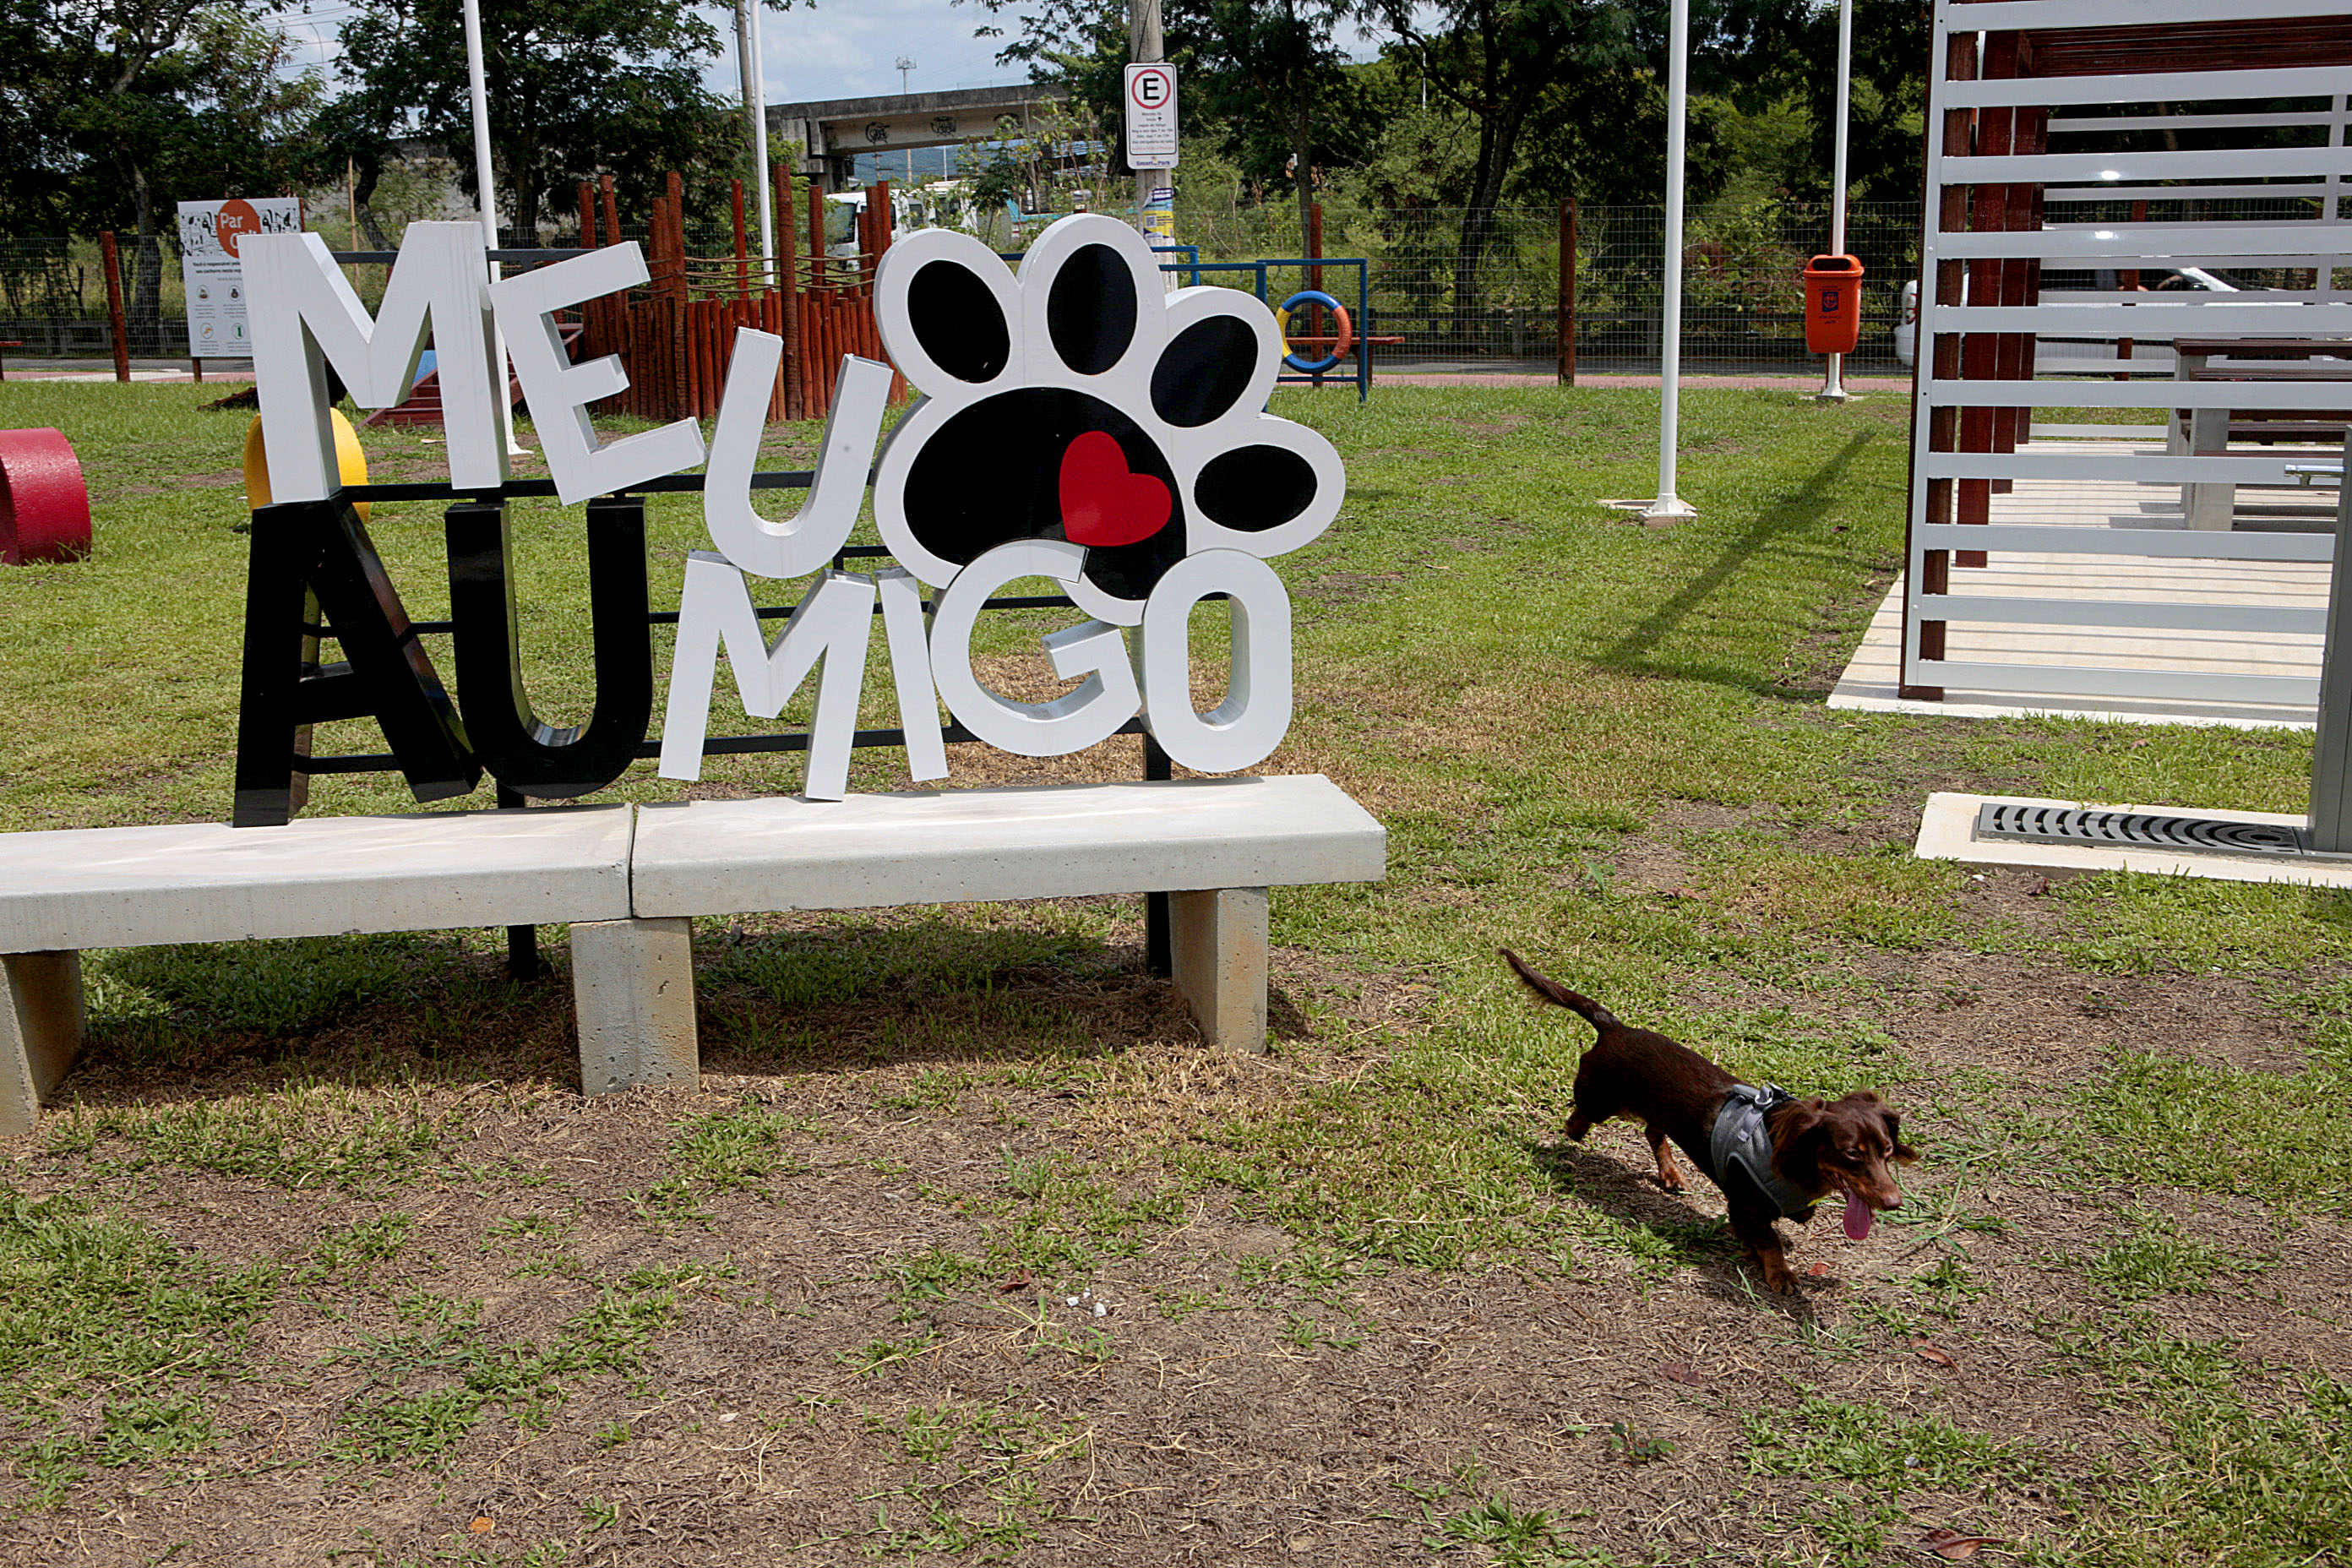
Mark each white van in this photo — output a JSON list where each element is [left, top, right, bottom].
[[1892, 265, 2271, 371]]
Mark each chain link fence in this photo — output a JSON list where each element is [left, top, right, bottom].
[[3, 199, 1925, 376], [1154, 199, 1920, 375]]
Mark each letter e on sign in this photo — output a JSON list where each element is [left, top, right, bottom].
[[1124, 64, 1178, 170]]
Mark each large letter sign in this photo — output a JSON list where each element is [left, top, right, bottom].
[[234, 213, 1342, 819]]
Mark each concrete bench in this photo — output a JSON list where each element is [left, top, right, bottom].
[[612, 774, 1386, 1078], [0, 805, 639, 1136], [0, 776, 1386, 1135]]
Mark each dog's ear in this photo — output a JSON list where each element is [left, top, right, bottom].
[[1772, 1100, 1832, 1181], [1881, 1105, 1919, 1164]]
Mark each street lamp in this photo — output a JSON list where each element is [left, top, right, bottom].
[[896, 57, 917, 184]]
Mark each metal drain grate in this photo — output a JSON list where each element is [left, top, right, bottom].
[[1974, 803, 2322, 859]]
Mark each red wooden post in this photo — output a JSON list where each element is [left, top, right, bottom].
[[777, 169, 803, 420], [99, 231, 130, 383], [1308, 203, 1326, 351], [808, 185, 828, 292], [731, 178, 749, 298]]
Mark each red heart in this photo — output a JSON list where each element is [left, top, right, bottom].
[[1058, 430, 1171, 548]]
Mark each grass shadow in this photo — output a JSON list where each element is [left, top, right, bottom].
[[1597, 429, 1877, 699], [1529, 1135, 1816, 1315], [694, 910, 1190, 1077]]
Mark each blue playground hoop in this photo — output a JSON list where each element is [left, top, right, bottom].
[[1275, 289, 1353, 374]]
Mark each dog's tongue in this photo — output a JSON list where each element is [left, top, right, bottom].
[[1843, 1193, 1874, 1242]]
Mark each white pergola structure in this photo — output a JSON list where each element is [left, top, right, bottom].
[[1900, 0, 2352, 716]]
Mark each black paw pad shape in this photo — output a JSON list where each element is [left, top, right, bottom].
[[873, 215, 1344, 623]]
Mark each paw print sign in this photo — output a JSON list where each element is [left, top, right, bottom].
[[872, 215, 1343, 623], [660, 214, 1344, 798]]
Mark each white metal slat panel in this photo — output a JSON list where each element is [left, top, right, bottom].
[[1925, 308, 2352, 340], [1932, 226, 2352, 260], [1949, 148, 2352, 182], [1908, 660, 2320, 704], [1946, 0, 2349, 34], [2050, 111, 2346, 132], [1942, 67, 2352, 112], [1925, 452, 2328, 482], [1914, 525, 2337, 561], [1925, 378, 2352, 409], [1916, 595, 2329, 634], [2046, 188, 2336, 204], [1903, 0, 2349, 710]]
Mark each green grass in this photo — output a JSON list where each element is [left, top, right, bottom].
[[4, 378, 2349, 1558]]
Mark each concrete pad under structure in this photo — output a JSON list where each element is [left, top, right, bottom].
[[1828, 435, 2331, 732], [1914, 791, 2352, 888]]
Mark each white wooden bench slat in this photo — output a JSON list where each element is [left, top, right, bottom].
[[628, 776, 1385, 917], [0, 805, 637, 952]]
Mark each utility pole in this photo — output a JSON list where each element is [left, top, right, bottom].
[[896, 58, 917, 186], [1130, 0, 1162, 237], [738, 0, 774, 271]]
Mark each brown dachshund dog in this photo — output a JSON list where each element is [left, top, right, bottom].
[[1502, 949, 1917, 1293]]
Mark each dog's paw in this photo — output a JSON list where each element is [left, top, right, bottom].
[[871, 215, 1343, 623]]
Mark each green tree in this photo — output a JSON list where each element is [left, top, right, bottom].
[[332, 0, 774, 245], [0, 3, 325, 324], [968, 0, 1404, 235], [1357, 0, 1810, 318]]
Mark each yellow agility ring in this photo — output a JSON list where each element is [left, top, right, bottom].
[[243, 409, 369, 521]]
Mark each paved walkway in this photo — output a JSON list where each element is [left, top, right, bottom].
[[1828, 436, 2328, 732]]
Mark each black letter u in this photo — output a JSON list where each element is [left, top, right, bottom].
[[444, 495, 653, 798]]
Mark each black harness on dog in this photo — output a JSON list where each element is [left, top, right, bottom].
[[1704, 1083, 1816, 1222]]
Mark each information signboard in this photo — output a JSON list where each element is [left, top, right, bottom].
[[1124, 64, 1178, 169], [176, 198, 303, 359]]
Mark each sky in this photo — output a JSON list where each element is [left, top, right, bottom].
[[275, 1, 1402, 108]]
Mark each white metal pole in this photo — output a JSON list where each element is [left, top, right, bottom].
[[1820, 0, 1855, 402], [462, 0, 498, 253], [749, 0, 775, 273], [1644, 0, 1696, 520], [460, 0, 525, 455]]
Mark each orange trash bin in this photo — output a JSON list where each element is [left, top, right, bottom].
[[1803, 253, 1865, 355]]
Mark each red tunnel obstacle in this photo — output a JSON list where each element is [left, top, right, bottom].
[[0, 427, 92, 565]]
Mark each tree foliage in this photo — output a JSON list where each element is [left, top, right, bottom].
[[0, 1, 326, 320], [331, 0, 756, 244]]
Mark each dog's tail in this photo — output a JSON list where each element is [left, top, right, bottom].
[[1499, 949, 1620, 1030]]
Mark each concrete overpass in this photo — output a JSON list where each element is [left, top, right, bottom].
[[767, 84, 1069, 192]]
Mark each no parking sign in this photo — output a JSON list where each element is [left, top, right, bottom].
[[1124, 64, 1178, 169]]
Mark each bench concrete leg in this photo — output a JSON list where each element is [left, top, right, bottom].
[[2, 952, 84, 1139], [569, 918, 699, 1093], [1168, 888, 1268, 1054]]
